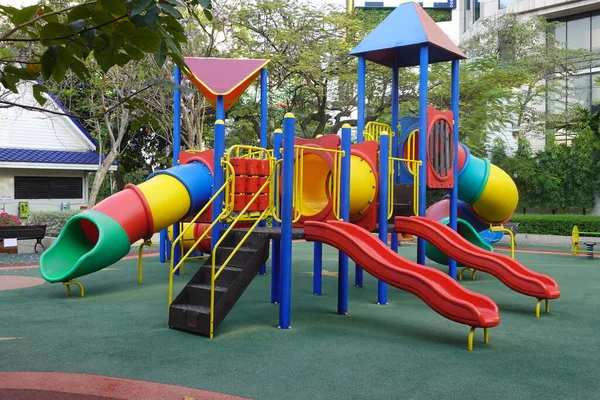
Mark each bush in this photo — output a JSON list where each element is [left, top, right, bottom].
[[28, 210, 81, 237], [511, 214, 600, 236], [0, 212, 22, 226]]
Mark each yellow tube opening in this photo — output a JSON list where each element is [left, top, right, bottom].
[[295, 153, 331, 217]]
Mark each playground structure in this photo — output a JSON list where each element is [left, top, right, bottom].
[[571, 225, 600, 258], [38, 3, 560, 350]]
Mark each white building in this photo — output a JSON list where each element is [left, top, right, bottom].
[[0, 82, 116, 217]]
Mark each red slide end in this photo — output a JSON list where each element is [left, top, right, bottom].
[[305, 220, 500, 329], [394, 216, 560, 300]]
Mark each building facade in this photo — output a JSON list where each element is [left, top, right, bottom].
[[0, 82, 116, 217]]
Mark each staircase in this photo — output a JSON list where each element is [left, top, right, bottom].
[[169, 231, 270, 336]]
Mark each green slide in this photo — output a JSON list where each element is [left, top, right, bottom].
[[39, 210, 131, 283], [425, 217, 493, 266]]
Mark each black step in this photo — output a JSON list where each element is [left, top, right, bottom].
[[169, 304, 211, 336], [184, 284, 228, 306], [169, 232, 270, 337], [194, 265, 244, 287]]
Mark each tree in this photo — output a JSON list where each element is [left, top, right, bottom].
[[224, 0, 401, 139], [460, 14, 589, 148], [0, 0, 212, 108]]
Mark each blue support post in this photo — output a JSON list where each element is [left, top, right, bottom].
[[212, 103, 225, 251], [449, 59, 460, 279], [417, 45, 429, 266], [171, 66, 182, 272], [159, 228, 167, 263], [378, 132, 389, 305], [338, 124, 352, 314], [259, 68, 269, 275], [215, 94, 225, 121], [271, 129, 283, 303], [355, 55, 366, 287], [391, 66, 400, 253], [279, 113, 295, 329], [313, 243, 322, 295]]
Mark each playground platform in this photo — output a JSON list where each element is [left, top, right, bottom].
[[1, 241, 599, 399]]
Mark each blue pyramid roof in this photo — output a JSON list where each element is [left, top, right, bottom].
[[350, 2, 466, 68]]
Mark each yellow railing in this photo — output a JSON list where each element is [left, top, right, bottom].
[[273, 145, 344, 224], [168, 177, 232, 305], [364, 121, 396, 156], [404, 129, 419, 176], [223, 145, 277, 222], [388, 156, 422, 218], [209, 171, 275, 338], [490, 224, 515, 259]]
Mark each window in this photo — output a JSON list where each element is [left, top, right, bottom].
[[14, 176, 83, 199], [571, 74, 592, 109], [567, 17, 591, 51], [498, 0, 516, 10], [474, 0, 480, 22]]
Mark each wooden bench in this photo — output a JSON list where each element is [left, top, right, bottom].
[[0, 225, 47, 253]]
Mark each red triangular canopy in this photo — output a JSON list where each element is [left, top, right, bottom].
[[416, 5, 466, 60], [184, 58, 270, 111]]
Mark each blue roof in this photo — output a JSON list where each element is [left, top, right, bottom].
[[350, 3, 466, 68], [0, 148, 113, 165]]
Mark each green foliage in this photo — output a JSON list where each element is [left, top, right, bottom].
[[425, 9, 451, 23], [0, 0, 213, 98], [511, 214, 600, 236], [28, 210, 81, 237]]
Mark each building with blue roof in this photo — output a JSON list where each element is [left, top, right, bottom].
[[0, 82, 116, 216]]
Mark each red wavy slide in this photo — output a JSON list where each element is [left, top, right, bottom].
[[394, 216, 560, 300], [304, 221, 500, 329]]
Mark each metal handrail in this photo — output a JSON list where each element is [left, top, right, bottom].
[[388, 156, 422, 218], [274, 145, 344, 223], [209, 175, 274, 338], [167, 178, 232, 305]]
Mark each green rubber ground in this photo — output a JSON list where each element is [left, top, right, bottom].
[[1, 242, 598, 399]]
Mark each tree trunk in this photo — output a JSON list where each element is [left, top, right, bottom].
[[88, 148, 119, 207], [113, 170, 126, 191]]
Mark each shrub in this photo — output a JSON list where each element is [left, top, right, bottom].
[[28, 210, 81, 237], [511, 214, 600, 236], [0, 212, 22, 226]]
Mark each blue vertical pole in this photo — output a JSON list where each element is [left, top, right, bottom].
[[212, 98, 225, 251], [271, 129, 283, 303], [355, 55, 366, 287], [417, 45, 429, 266], [159, 229, 167, 263], [391, 66, 400, 253], [338, 124, 352, 314], [279, 113, 295, 329], [259, 68, 269, 275], [449, 59, 460, 280], [378, 132, 389, 305], [216, 95, 225, 121], [313, 242, 322, 295], [171, 66, 182, 272]]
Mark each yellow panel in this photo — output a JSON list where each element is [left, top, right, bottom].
[[138, 174, 191, 231], [349, 155, 377, 217], [295, 153, 331, 216], [472, 164, 519, 223]]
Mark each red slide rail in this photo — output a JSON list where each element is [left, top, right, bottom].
[[394, 216, 560, 316], [305, 220, 499, 349]]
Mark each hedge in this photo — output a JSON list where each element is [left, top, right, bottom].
[[511, 214, 600, 236], [28, 210, 81, 237]]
